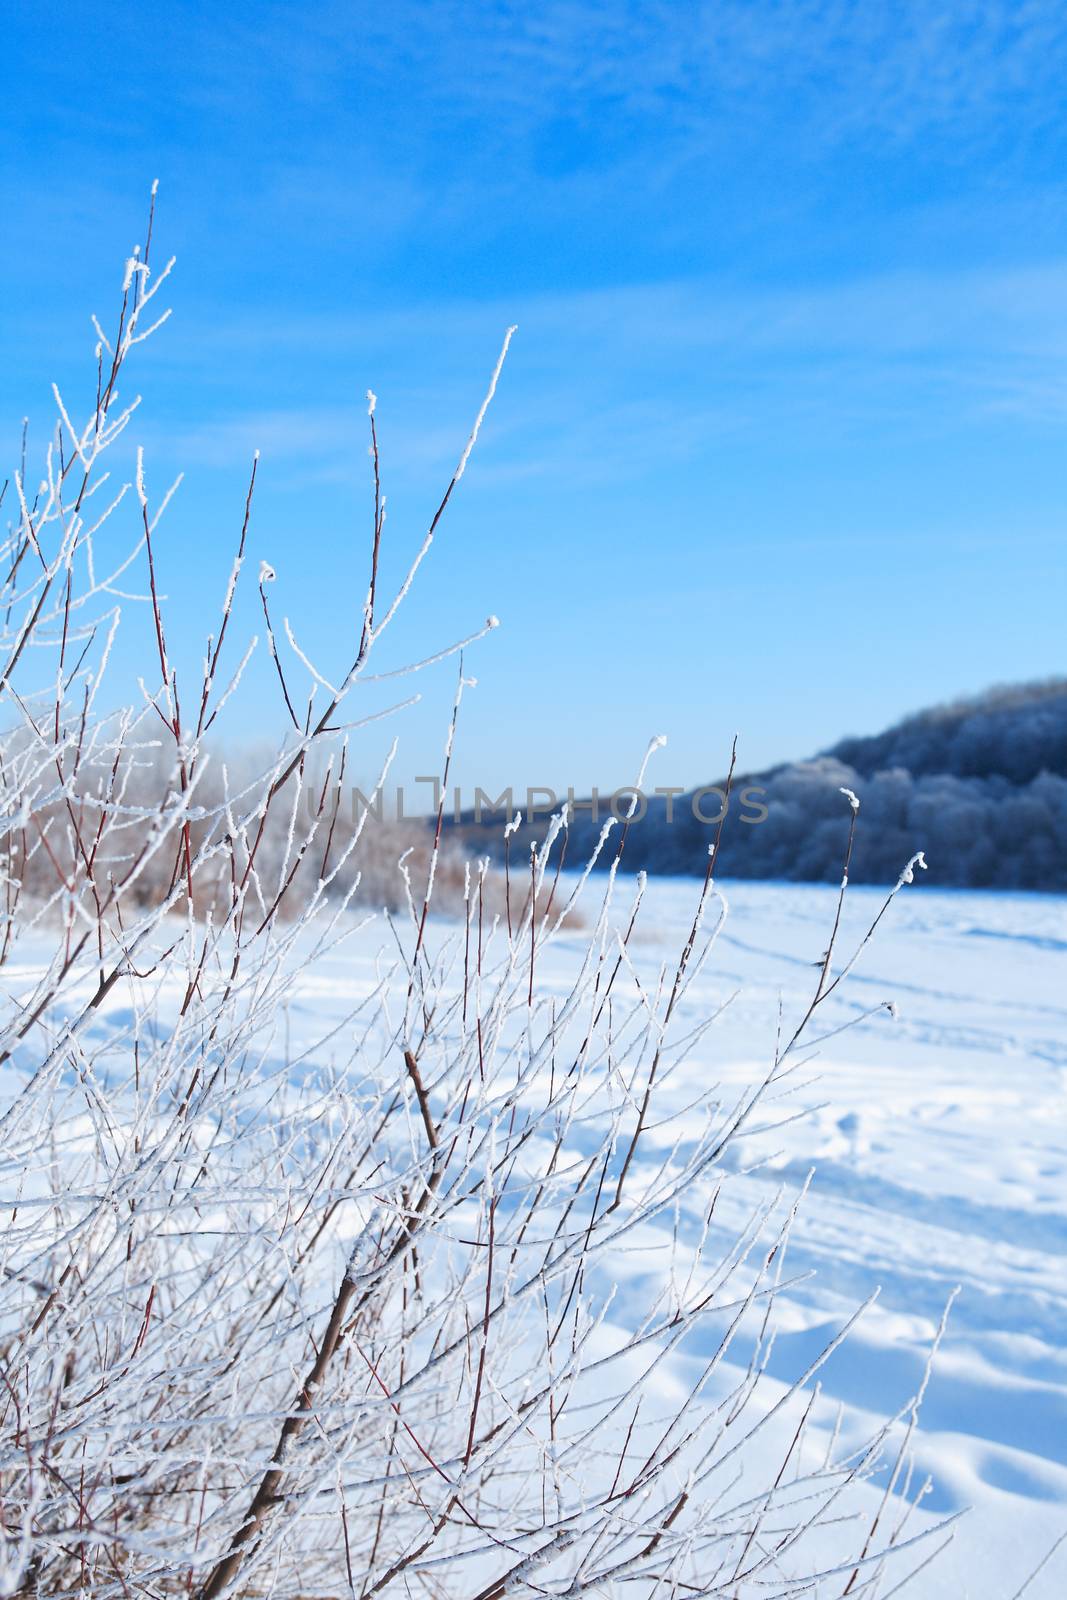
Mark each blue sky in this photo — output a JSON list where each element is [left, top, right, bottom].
[[3, 1, 1066, 803]]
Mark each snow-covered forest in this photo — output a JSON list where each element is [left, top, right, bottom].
[[454, 681, 1067, 891]]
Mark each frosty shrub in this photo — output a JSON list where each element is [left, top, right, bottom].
[[0, 198, 947, 1598]]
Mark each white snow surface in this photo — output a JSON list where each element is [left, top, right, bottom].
[[279, 875, 1065, 1597], [3, 874, 1064, 1595]]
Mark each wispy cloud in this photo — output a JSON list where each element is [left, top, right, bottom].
[[147, 259, 1067, 491], [284, 0, 1067, 155]]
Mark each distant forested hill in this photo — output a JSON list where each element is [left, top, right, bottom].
[[449, 680, 1067, 890]]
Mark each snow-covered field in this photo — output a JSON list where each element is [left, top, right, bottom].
[[271, 874, 1067, 1597], [2, 873, 1063, 1595]]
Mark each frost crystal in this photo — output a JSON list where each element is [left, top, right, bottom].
[[896, 850, 928, 888]]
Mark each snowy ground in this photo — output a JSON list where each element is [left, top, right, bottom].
[[275, 874, 1067, 1597], [2, 874, 1063, 1595]]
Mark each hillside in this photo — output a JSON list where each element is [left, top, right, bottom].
[[451, 680, 1067, 890]]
